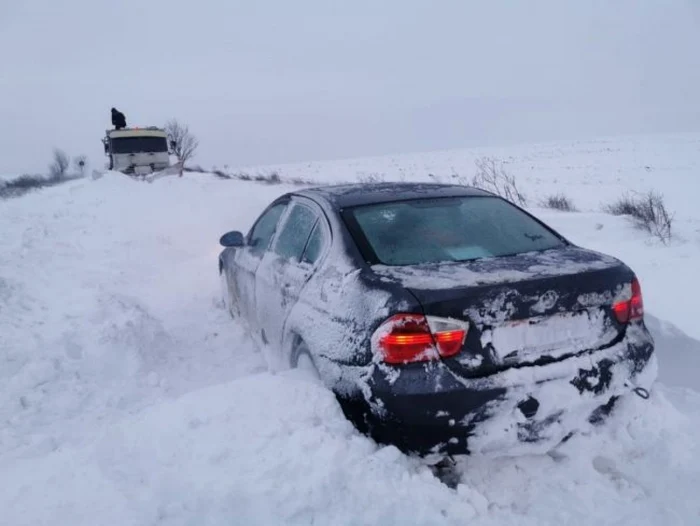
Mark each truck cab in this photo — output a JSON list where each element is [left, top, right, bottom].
[[103, 127, 171, 175]]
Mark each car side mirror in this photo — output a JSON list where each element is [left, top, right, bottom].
[[219, 231, 245, 247]]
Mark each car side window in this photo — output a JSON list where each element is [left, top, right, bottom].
[[301, 221, 328, 265], [248, 202, 287, 255], [273, 202, 317, 262]]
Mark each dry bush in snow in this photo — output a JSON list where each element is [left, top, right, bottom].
[[605, 195, 638, 217], [0, 175, 45, 198], [1, 171, 81, 200], [541, 193, 578, 212], [605, 191, 673, 243], [253, 171, 282, 184], [471, 157, 527, 206], [49, 149, 70, 180], [165, 120, 199, 176], [212, 168, 230, 179], [358, 173, 387, 184], [290, 177, 313, 186]]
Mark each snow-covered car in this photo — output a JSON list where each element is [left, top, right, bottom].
[[218, 183, 657, 455]]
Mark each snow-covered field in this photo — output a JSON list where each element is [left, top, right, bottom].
[[2, 134, 700, 525]]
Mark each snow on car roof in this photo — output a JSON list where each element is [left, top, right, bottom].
[[297, 182, 492, 208]]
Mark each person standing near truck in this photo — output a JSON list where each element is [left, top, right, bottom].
[[111, 107, 127, 130]]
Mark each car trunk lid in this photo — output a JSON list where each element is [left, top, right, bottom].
[[373, 246, 634, 377]]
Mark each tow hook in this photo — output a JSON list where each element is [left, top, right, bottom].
[[632, 387, 650, 399], [625, 382, 650, 400]]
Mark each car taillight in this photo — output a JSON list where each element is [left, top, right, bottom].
[[612, 277, 644, 323], [372, 314, 469, 365]]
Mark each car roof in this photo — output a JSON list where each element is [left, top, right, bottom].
[[294, 182, 493, 209]]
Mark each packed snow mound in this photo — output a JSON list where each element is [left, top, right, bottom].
[[4, 371, 700, 526], [1, 137, 700, 526], [0, 174, 276, 459]]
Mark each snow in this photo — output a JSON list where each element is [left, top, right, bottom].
[[372, 246, 620, 290], [481, 308, 614, 363], [2, 134, 700, 525]]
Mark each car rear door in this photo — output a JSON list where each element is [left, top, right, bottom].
[[231, 199, 288, 323], [254, 199, 324, 357]]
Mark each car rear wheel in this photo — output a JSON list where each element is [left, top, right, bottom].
[[292, 343, 321, 383]]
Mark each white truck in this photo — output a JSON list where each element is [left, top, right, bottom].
[[103, 127, 171, 175]]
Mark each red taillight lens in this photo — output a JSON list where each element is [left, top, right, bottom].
[[434, 330, 465, 358], [373, 314, 468, 364], [376, 314, 438, 364], [612, 278, 644, 323]]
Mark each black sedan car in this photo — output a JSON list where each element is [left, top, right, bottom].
[[218, 183, 657, 455]]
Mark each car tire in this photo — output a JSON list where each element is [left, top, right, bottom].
[[291, 342, 321, 383], [219, 267, 238, 319]]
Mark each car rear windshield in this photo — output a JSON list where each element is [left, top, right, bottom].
[[347, 196, 565, 266]]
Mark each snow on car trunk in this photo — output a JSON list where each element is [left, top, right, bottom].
[[482, 308, 613, 364], [378, 247, 635, 376]]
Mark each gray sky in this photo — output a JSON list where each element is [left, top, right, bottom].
[[1, 0, 700, 174]]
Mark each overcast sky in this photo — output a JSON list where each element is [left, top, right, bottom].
[[1, 0, 700, 174]]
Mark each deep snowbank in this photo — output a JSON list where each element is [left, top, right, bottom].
[[0, 174, 276, 460], [5, 370, 699, 526], [2, 134, 700, 525]]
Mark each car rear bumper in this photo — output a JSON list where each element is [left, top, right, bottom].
[[364, 323, 656, 456]]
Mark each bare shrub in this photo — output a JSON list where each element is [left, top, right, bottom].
[[49, 149, 70, 180], [252, 171, 282, 184], [165, 120, 199, 176], [604, 191, 673, 243], [9, 175, 44, 189], [1, 171, 81, 199], [184, 164, 205, 173], [290, 177, 312, 186], [212, 168, 230, 179], [541, 194, 577, 212], [358, 172, 386, 184], [470, 157, 527, 206], [0, 175, 45, 198], [604, 194, 639, 217]]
